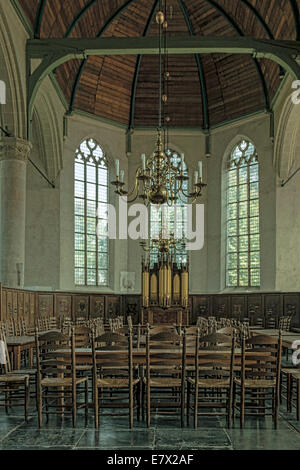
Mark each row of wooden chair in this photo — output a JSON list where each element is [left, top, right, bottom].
[[0, 318, 33, 337], [197, 314, 293, 331], [30, 326, 283, 429]]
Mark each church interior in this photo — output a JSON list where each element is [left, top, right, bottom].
[[0, 0, 300, 452]]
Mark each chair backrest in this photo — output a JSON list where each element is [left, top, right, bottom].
[[241, 332, 282, 384], [191, 330, 236, 382], [35, 329, 74, 380], [4, 318, 15, 337], [146, 327, 185, 378], [92, 330, 133, 377], [278, 316, 292, 332], [74, 326, 91, 348], [217, 327, 236, 336], [13, 317, 22, 337]]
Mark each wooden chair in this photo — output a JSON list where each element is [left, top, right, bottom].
[[0, 328, 30, 421], [35, 328, 89, 427], [73, 326, 93, 374], [92, 330, 141, 429], [233, 332, 282, 429], [186, 331, 236, 429], [142, 327, 186, 428]]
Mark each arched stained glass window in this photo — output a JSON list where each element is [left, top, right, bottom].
[[226, 140, 260, 287], [150, 149, 188, 266], [74, 138, 109, 287]]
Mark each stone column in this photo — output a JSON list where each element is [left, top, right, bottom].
[[0, 137, 31, 287]]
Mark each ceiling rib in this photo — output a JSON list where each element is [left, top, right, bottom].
[[202, 0, 270, 111], [129, 0, 160, 130], [178, 0, 209, 130], [238, 0, 274, 39], [68, 0, 138, 113], [34, 0, 47, 38], [64, 0, 99, 37], [289, 0, 300, 40]]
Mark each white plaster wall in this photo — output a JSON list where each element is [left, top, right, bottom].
[[59, 114, 128, 293], [274, 79, 300, 292], [0, 0, 27, 139]]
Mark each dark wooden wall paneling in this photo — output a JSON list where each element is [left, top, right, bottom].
[[0, 284, 299, 327]]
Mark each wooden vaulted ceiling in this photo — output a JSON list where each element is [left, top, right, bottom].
[[19, 0, 300, 128]]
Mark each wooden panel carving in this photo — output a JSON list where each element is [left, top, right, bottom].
[[13, 291, 18, 317], [90, 296, 105, 319], [73, 296, 89, 319], [231, 295, 246, 319], [123, 295, 141, 325], [17, 292, 24, 318], [283, 294, 300, 326], [106, 296, 122, 321], [38, 294, 54, 318], [1, 289, 6, 321], [6, 291, 13, 318], [24, 292, 30, 325], [213, 296, 229, 318], [247, 295, 263, 326], [55, 295, 72, 321], [30, 293, 36, 326]]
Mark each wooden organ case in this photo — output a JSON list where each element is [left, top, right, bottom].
[[141, 256, 189, 325]]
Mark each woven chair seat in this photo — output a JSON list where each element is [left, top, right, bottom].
[[234, 378, 276, 388], [8, 369, 37, 376], [188, 377, 230, 388], [143, 377, 182, 387], [96, 377, 140, 388], [0, 374, 29, 383], [76, 365, 93, 372], [41, 376, 88, 387]]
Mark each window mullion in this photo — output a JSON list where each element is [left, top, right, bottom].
[[96, 163, 99, 286], [237, 166, 240, 287], [84, 161, 88, 286]]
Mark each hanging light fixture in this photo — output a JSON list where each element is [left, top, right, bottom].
[[112, 0, 207, 206]]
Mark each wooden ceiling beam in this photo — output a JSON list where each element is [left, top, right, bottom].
[[27, 35, 300, 137]]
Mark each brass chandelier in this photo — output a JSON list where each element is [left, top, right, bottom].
[[112, 1, 207, 206]]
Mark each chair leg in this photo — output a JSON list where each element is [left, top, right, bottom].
[[227, 387, 232, 429], [288, 374, 292, 412], [94, 386, 99, 429], [45, 387, 49, 423], [38, 386, 43, 428], [85, 380, 89, 425], [297, 379, 300, 422], [232, 382, 236, 423], [141, 382, 145, 422], [181, 383, 185, 429], [72, 388, 77, 428], [194, 385, 198, 429], [25, 377, 30, 423], [240, 386, 245, 429], [187, 381, 190, 427], [129, 385, 134, 430], [136, 382, 141, 422], [146, 385, 151, 428]]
